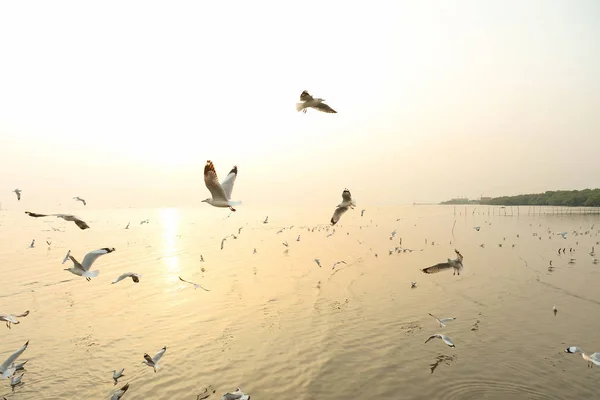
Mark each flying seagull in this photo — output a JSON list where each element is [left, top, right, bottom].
[[178, 276, 210, 291], [24, 211, 90, 230], [263, 216, 269, 224], [111, 382, 130, 400], [220, 388, 251, 400], [112, 272, 141, 284], [73, 197, 87, 206], [428, 313, 456, 328], [202, 160, 241, 212], [143, 346, 166, 372], [421, 250, 464, 276], [0, 311, 30, 329], [65, 247, 115, 281], [565, 346, 600, 368], [296, 90, 337, 114], [425, 334, 455, 348], [112, 368, 125, 384], [0, 340, 29, 379], [13, 189, 21, 201], [332, 260, 347, 270], [28, 239, 35, 249], [331, 189, 356, 226], [314, 259, 322, 268]]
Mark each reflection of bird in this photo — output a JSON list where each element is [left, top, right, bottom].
[[13, 189, 22, 201], [421, 250, 464, 276], [73, 196, 87, 206], [296, 90, 337, 114], [142, 346, 166, 372], [425, 334, 455, 348], [25, 211, 90, 230], [331, 189, 356, 226], [111, 382, 129, 400], [202, 160, 241, 212]]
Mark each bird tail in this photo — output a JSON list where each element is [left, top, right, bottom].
[[84, 270, 100, 278], [296, 102, 305, 112]]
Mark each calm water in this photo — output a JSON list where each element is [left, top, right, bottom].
[[0, 205, 599, 399]]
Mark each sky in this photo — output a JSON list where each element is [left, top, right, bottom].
[[1, 0, 599, 209]]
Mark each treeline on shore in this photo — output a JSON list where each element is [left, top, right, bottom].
[[482, 189, 600, 207]]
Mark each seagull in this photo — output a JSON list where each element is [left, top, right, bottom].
[[140, 219, 149, 225], [474, 226, 481, 231], [0, 311, 29, 329], [65, 247, 115, 281], [331, 189, 356, 226], [410, 281, 417, 289], [28, 239, 35, 249], [112, 272, 141, 284], [296, 90, 337, 114], [425, 334, 455, 348], [73, 197, 87, 206], [314, 259, 322, 268], [13, 189, 22, 201], [361, 209, 366, 217], [202, 160, 241, 212], [565, 346, 600, 368], [24, 211, 90, 230], [125, 222, 130, 229], [296, 235, 301, 241], [200, 255, 204, 262], [332, 260, 347, 270], [142, 346, 166, 372], [220, 388, 251, 400], [112, 368, 125, 384], [0, 340, 29, 379], [62, 250, 71, 264], [421, 250, 464, 276], [282, 241, 289, 247], [46, 240, 51, 246], [111, 382, 130, 400], [178, 276, 210, 291], [557, 232, 567, 239], [263, 216, 269, 224], [221, 237, 227, 250], [10, 372, 24, 390], [428, 313, 456, 328]]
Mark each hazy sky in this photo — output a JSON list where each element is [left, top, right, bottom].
[[1, 0, 599, 209]]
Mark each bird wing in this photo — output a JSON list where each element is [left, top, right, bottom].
[[204, 160, 228, 201], [59, 215, 89, 230], [81, 248, 115, 271], [68, 256, 86, 272], [14, 311, 29, 318], [153, 346, 166, 363], [424, 335, 439, 344], [441, 335, 455, 347], [220, 166, 238, 200], [421, 262, 454, 274], [589, 353, 600, 365], [112, 273, 132, 284], [312, 102, 337, 113], [24, 211, 49, 218], [428, 313, 441, 323], [331, 206, 349, 226], [111, 383, 130, 400], [439, 317, 456, 323], [0, 341, 28, 374]]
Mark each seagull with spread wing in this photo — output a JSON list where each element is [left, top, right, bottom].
[[202, 160, 241, 212], [24, 211, 90, 230], [428, 313, 456, 328], [0, 311, 29, 329], [421, 249, 464, 276], [111, 382, 130, 400], [142, 346, 166, 372], [73, 196, 87, 206], [178, 276, 210, 291], [425, 334, 455, 348], [0, 341, 29, 379], [112, 272, 141, 284], [331, 189, 356, 226], [65, 247, 115, 281], [296, 90, 337, 114]]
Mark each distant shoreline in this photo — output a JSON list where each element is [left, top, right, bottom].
[[439, 189, 600, 207]]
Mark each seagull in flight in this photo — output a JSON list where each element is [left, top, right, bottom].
[[331, 189, 356, 226], [202, 160, 241, 212], [65, 247, 115, 281], [178, 276, 210, 291], [142, 346, 166, 372], [220, 388, 251, 400], [263, 216, 269, 224], [565, 346, 600, 368], [296, 90, 337, 114], [0, 340, 29, 379], [332, 260, 347, 270], [361, 209, 366, 217], [13, 189, 22, 201], [25, 211, 90, 230], [73, 196, 87, 206], [112, 272, 141, 284], [428, 313, 456, 328], [425, 334, 455, 348], [314, 259, 322, 268], [0, 311, 29, 329], [28, 239, 35, 249], [112, 368, 125, 384], [111, 382, 130, 400], [62, 250, 71, 264], [421, 249, 464, 276], [125, 222, 130, 229]]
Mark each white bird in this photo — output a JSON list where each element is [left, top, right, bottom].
[[0, 311, 29, 329], [62, 250, 71, 264], [331, 189, 356, 226], [565, 346, 600, 368], [24, 211, 90, 230], [263, 216, 269, 224], [553, 305, 557, 315], [13, 189, 22, 201], [0, 340, 29, 379], [10, 372, 24, 389], [220, 388, 251, 400], [474, 226, 481, 231], [112, 368, 125, 383], [111, 382, 130, 400], [202, 160, 241, 212], [296, 90, 337, 114], [428, 313, 456, 328], [73, 196, 87, 206], [142, 346, 166, 372], [178, 276, 210, 291], [314, 259, 322, 268], [28, 239, 35, 248], [557, 232, 567, 239], [65, 247, 115, 281], [425, 334, 455, 348], [112, 272, 141, 284], [421, 249, 464, 276]]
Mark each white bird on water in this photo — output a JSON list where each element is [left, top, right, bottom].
[[25, 211, 90, 230], [428, 313, 456, 328], [112, 272, 141, 284], [142, 346, 166, 372], [565, 346, 600, 368], [421, 250, 464, 276], [202, 160, 241, 212], [0, 311, 29, 329], [0, 340, 29, 379], [220, 388, 251, 400], [65, 247, 115, 281], [73, 196, 87, 206], [331, 189, 356, 226], [111, 382, 130, 400], [13, 189, 22, 201], [425, 334, 455, 348], [296, 90, 337, 114], [178, 276, 210, 291]]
